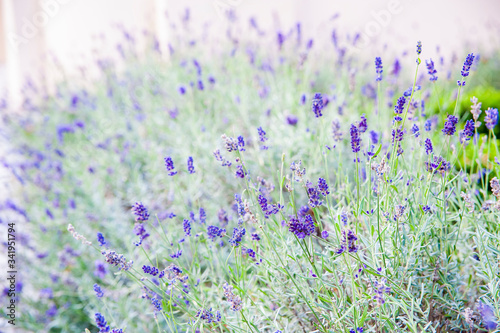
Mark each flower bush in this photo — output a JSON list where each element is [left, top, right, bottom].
[[1, 14, 499, 333]]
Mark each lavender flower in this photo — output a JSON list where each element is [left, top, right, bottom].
[[222, 282, 242, 311], [370, 130, 379, 144], [470, 96, 482, 124], [95, 313, 110, 332], [257, 127, 269, 150], [485, 107, 498, 131], [307, 181, 323, 207], [411, 124, 420, 137], [134, 223, 150, 246], [375, 57, 383, 81], [458, 53, 474, 86], [183, 219, 191, 236], [199, 207, 207, 224], [94, 261, 108, 279], [463, 119, 475, 140], [416, 40, 422, 55], [424, 138, 433, 155], [358, 114, 368, 133], [251, 233, 260, 241], [425, 119, 432, 132], [336, 229, 358, 254], [442, 115, 458, 135], [101, 250, 133, 271], [332, 119, 343, 142], [425, 156, 451, 176], [426, 59, 438, 81], [237, 135, 245, 151], [228, 227, 246, 247], [476, 301, 498, 330], [235, 165, 246, 178], [371, 278, 391, 306], [321, 230, 329, 239], [221, 134, 239, 152], [196, 308, 222, 324], [142, 265, 159, 276], [132, 202, 149, 221], [350, 124, 361, 153], [187, 156, 195, 174], [393, 96, 406, 122], [287, 115, 298, 126], [312, 93, 324, 118], [207, 225, 225, 241], [317, 178, 330, 196], [97, 232, 106, 246], [288, 215, 315, 239], [164, 156, 177, 176], [93, 284, 104, 298]]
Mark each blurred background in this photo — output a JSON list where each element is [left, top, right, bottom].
[[0, 0, 500, 110]]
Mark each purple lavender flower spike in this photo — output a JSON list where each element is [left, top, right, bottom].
[[442, 115, 458, 136], [375, 57, 383, 82], [312, 93, 324, 118]]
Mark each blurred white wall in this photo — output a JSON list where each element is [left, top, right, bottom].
[[0, 0, 499, 110]]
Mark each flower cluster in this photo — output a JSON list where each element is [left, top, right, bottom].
[[425, 156, 451, 176], [134, 223, 150, 246], [290, 160, 306, 182], [257, 194, 282, 218], [93, 284, 104, 298], [424, 138, 433, 155], [67, 224, 91, 245], [336, 229, 358, 254], [101, 250, 133, 271], [393, 96, 406, 122], [350, 124, 361, 154], [458, 53, 474, 86], [470, 96, 482, 125], [221, 134, 239, 152], [196, 308, 222, 324], [371, 278, 391, 306], [164, 156, 177, 176], [332, 119, 343, 142], [426, 58, 438, 81], [222, 282, 242, 311], [132, 202, 149, 221], [142, 265, 160, 276], [187, 156, 195, 174], [375, 57, 383, 82], [485, 107, 498, 131], [288, 215, 315, 239], [207, 225, 226, 241], [442, 115, 458, 136], [97, 232, 106, 247], [476, 301, 498, 330], [228, 227, 246, 247], [183, 219, 191, 236], [312, 93, 324, 117], [257, 127, 269, 150], [213, 149, 232, 167]]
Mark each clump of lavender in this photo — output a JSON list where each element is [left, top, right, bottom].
[[442, 115, 458, 136], [312, 93, 324, 118], [237, 135, 245, 151], [164, 156, 177, 176], [222, 282, 242, 311], [93, 284, 104, 298], [336, 229, 358, 254], [317, 178, 330, 196], [358, 114, 368, 133], [321, 230, 329, 239], [306, 181, 323, 207], [393, 96, 406, 123], [257, 127, 269, 150], [290, 160, 306, 182], [288, 215, 315, 239], [187, 156, 195, 174], [132, 202, 149, 221], [485, 107, 498, 131], [375, 57, 383, 81], [426, 59, 438, 81], [424, 138, 433, 155], [350, 124, 361, 154], [371, 278, 391, 306], [461, 119, 475, 142], [458, 53, 474, 86], [214, 149, 232, 167], [101, 250, 133, 271], [199, 207, 207, 224]]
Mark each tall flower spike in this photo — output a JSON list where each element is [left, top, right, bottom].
[[375, 57, 383, 82], [424, 138, 433, 155], [458, 53, 474, 86], [164, 156, 177, 176], [442, 115, 458, 136], [132, 202, 149, 221], [350, 124, 361, 153], [312, 93, 323, 118], [425, 59, 438, 81], [187, 156, 195, 174], [470, 96, 482, 125], [485, 107, 498, 131]]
